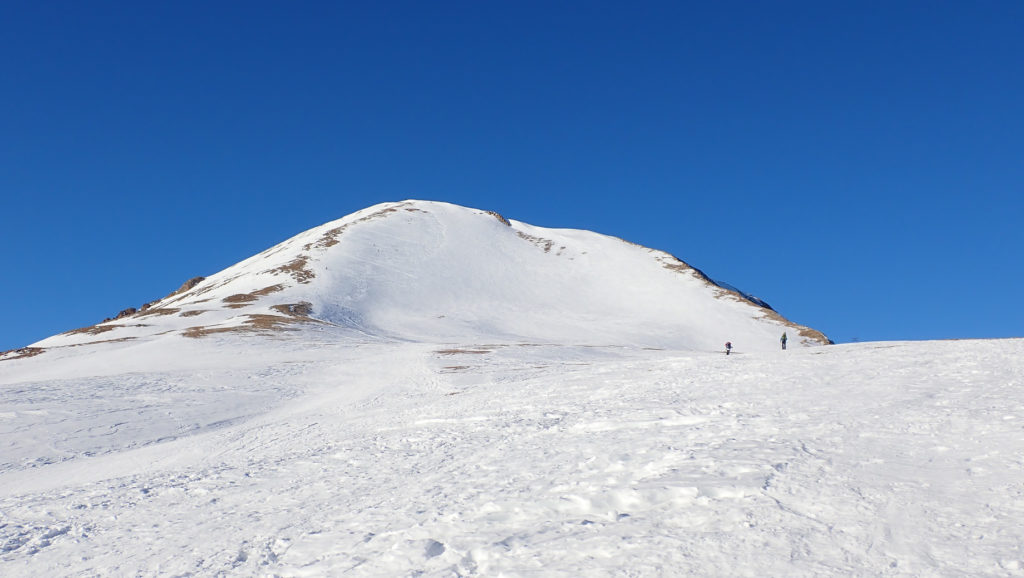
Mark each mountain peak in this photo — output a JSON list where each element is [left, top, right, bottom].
[[19, 201, 828, 357]]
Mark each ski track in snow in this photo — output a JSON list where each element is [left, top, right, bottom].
[[2, 338, 1024, 576]]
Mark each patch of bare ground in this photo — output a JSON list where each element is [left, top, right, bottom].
[[655, 252, 832, 345], [169, 276, 206, 297], [180, 310, 207, 317], [134, 307, 181, 318], [268, 256, 315, 284], [64, 322, 153, 337], [93, 276, 218, 328], [658, 253, 758, 302], [615, 236, 644, 248], [441, 366, 470, 373], [658, 255, 698, 276], [146, 276, 212, 310], [243, 314, 309, 330], [270, 302, 314, 317], [181, 325, 243, 339], [64, 337, 137, 348], [64, 324, 119, 336], [113, 307, 138, 320], [158, 276, 208, 307], [181, 317, 297, 338], [758, 309, 833, 344], [303, 227, 346, 251], [223, 294, 257, 305], [182, 301, 318, 338], [436, 348, 492, 355], [301, 203, 412, 252], [0, 347, 45, 362], [252, 284, 287, 297], [516, 231, 555, 253], [222, 284, 287, 307], [172, 274, 246, 304], [485, 210, 511, 226], [513, 229, 568, 254]]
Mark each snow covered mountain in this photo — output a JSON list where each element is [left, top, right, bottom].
[[15, 200, 827, 358], [7, 201, 1020, 576]]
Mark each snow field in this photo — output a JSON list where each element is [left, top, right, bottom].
[[2, 337, 1023, 576]]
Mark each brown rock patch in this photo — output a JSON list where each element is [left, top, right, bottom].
[[0, 347, 45, 362], [269, 256, 315, 284], [270, 302, 313, 317], [222, 284, 286, 305], [171, 276, 206, 296], [485, 210, 511, 226], [301, 203, 412, 252], [516, 231, 555, 253], [135, 307, 181, 318], [65, 337, 138, 348], [758, 309, 833, 344], [159, 276, 208, 305], [181, 302, 317, 338], [64, 324, 119, 336], [182, 316, 300, 338], [656, 253, 831, 345]]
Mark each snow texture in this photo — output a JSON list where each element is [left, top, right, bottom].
[[3, 201, 1020, 576]]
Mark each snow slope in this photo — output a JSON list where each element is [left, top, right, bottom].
[[2, 335, 1023, 576], [21, 200, 827, 356], [4, 201, 1020, 576]]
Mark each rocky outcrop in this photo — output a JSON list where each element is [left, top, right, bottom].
[[271, 302, 313, 317], [167, 276, 206, 298], [0, 347, 44, 362], [486, 210, 511, 227]]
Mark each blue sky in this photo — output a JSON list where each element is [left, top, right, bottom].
[[2, 1, 1022, 351]]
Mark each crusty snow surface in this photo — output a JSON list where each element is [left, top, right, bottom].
[[2, 334, 1023, 576]]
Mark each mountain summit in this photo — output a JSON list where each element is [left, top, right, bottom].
[[8, 203, 1019, 578], [23, 200, 827, 356]]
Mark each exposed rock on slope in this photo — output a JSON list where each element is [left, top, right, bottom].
[[26, 200, 829, 354]]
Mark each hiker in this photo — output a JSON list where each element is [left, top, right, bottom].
[[725, 341, 732, 355], [780, 332, 788, 350]]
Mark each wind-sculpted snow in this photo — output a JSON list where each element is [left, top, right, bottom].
[[2, 336, 1023, 576]]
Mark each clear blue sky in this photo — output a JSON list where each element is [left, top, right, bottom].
[[2, 1, 1022, 351]]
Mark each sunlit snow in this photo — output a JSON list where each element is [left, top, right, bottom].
[[2, 201, 1021, 576]]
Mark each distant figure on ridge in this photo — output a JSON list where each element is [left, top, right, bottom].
[[725, 342, 732, 355], [780, 332, 788, 350]]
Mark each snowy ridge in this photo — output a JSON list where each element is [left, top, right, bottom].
[[24, 200, 827, 355]]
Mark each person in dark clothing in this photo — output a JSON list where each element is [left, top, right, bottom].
[[725, 342, 732, 355], [780, 332, 788, 350]]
